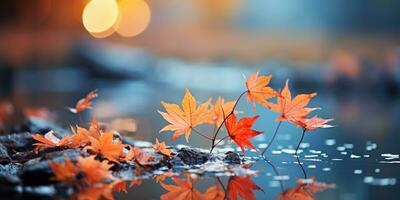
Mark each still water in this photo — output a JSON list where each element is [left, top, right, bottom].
[[4, 65, 400, 200]]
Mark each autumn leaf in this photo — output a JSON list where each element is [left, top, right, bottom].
[[129, 179, 142, 187], [68, 90, 98, 114], [70, 118, 102, 147], [203, 182, 225, 200], [112, 180, 128, 193], [49, 157, 79, 185], [279, 177, 334, 200], [32, 130, 70, 151], [125, 146, 153, 165], [75, 183, 114, 200], [154, 138, 173, 157], [77, 155, 113, 184], [296, 116, 334, 131], [269, 80, 318, 124], [245, 71, 276, 109], [160, 175, 203, 200], [86, 131, 124, 163], [207, 97, 235, 127], [225, 113, 263, 153], [158, 88, 211, 142], [227, 176, 263, 200]]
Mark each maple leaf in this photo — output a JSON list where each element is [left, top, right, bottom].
[[269, 80, 318, 124], [68, 90, 98, 114], [227, 176, 263, 200], [112, 180, 128, 193], [279, 177, 334, 200], [31, 131, 70, 151], [154, 138, 173, 157], [207, 97, 235, 127], [296, 116, 334, 131], [75, 183, 114, 200], [160, 175, 203, 200], [245, 71, 276, 109], [70, 118, 102, 148], [125, 146, 153, 165], [158, 88, 211, 142], [129, 179, 142, 187], [86, 131, 124, 163], [225, 113, 263, 153], [77, 155, 113, 184], [203, 183, 225, 200], [49, 157, 79, 185]]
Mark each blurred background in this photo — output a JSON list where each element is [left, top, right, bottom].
[[0, 0, 400, 199]]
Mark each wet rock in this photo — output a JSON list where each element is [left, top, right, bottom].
[[23, 185, 56, 199], [19, 149, 84, 186], [0, 132, 35, 152], [0, 173, 21, 186], [223, 151, 241, 164], [19, 160, 54, 186], [0, 163, 20, 176], [0, 143, 11, 164], [17, 117, 69, 137], [177, 148, 209, 165]]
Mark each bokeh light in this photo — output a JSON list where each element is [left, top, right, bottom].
[[82, 0, 119, 34], [114, 0, 151, 37]]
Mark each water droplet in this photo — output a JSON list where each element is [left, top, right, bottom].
[[325, 139, 336, 146]]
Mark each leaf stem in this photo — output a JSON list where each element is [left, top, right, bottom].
[[261, 121, 282, 156], [262, 157, 285, 192], [213, 135, 229, 147], [295, 128, 307, 179], [192, 128, 213, 141], [210, 90, 247, 153]]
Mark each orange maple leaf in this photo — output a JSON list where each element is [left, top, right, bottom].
[[207, 97, 235, 127], [49, 157, 79, 185], [70, 118, 101, 148], [227, 176, 263, 200], [245, 71, 276, 109], [160, 175, 203, 200], [203, 183, 225, 200], [158, 88, 211, 142], [86, 131, 124, 163], [154, 139, 173, 157], [279, 177, 334, 200], [225, 113, 263, 153], [75, 183, 114, 200], [269, 80, 318, 124], [125, 146, 153, 165], [68, 90, 98, 114], [77, 155, 113, 184], [32, 131, 70, 151], [296, 116, 334, 131]]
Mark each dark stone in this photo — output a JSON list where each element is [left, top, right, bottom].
[[19, 149, 84, 186], [0, 143, 11, 164], [177, 148, 209, 165], [16, 117, 69, 137], [223, 151, 241, 164], [0, 132, 35, 152], [0, 173, 21, 186]]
